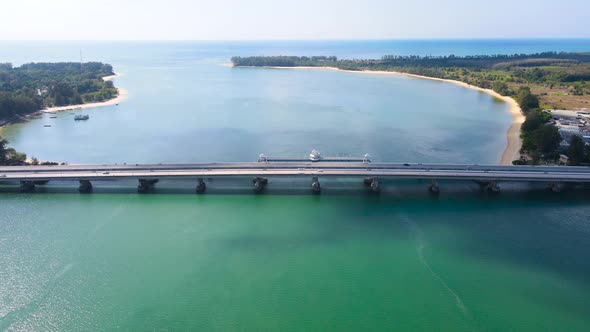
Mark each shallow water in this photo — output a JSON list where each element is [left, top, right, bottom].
[[1, 192, 590, 331]]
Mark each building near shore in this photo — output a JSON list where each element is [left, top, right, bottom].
[[551, 109, 579, 118], [550, 109, 590, 148], [550, 109, 590, 121], [36, 88, 48, 96]]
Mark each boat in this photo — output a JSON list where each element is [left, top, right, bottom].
[[258, 153, 268, 162], [44, 124, 51, 127], [50, 116, 57, 119], [74, 114, 90, 121], [309, 149, 322, 162]]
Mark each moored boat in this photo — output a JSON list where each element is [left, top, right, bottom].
[[309, 149, 322, 161]]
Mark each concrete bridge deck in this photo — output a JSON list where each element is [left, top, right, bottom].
[[2, 162, 590, 182], [2, 161, 590, 194]]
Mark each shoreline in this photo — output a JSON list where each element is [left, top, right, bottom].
[[1, 73, 127, 133], [42, 87, 128, 113], [43, 73, 128, 113], [233, 65, 524, 165]]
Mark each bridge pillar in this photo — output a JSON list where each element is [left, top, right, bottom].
[[370, 179, 381, 193], [428, 179, 440, 194], [253, 177, 268, 194], [547, 182, 562, 193], [138, 179, 158, 194], [79, 180, 93, 193], [364, 178, 380, 193], [20, 181, 35, 193], [196, 178, 206, 194], [311, 177, 321, 194], [485, 181, 501, 193]]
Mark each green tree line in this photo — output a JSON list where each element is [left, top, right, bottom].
[[231, 56, 338, 67], [231, 53, 590, 93], [515, 87, 561, 164], [232, 52, 590, 69]]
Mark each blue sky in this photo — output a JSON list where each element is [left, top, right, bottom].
[[2, 0, 589, 40]]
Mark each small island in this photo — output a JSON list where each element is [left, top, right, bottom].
[[232, 53, 590, 165], [0, 62, 120, 125]]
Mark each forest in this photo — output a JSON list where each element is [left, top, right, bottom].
[[0, 62, 118, 122]]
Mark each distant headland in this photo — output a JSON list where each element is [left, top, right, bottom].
[[0, 62, 124, 127], [231, 53, 590, 165]]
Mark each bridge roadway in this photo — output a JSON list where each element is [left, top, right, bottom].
[[2, 162, 590, 184]]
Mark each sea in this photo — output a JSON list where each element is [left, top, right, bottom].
[[1, 39, 590, 331]]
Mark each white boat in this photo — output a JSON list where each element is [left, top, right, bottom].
[[258, 153, 268, 162], [309, 149, 322, 162]]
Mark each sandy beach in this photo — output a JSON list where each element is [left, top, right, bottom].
[[43, 87, 128, 113], [43, 73, 128, 113], [235, 65, 524, 165]]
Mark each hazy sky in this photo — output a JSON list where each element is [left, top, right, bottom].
[[2, 0, 588, 40]]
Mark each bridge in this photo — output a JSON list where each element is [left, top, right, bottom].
[[2, 154, 590, 194]]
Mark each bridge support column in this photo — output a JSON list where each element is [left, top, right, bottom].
[[20, 181, 35, 193], [485, 181, 501, 193], [79, 180, 93, 193], [364, 178, 380, 193], [547, 182, 562, 193], [428, 179, 440, 195], [311, 177, 321, 194], [196, 178, 206, 194], [253, 177, 268, 194], [138, 179, 158, 194]]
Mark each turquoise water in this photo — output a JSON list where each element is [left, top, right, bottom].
[[1, 40, 590, 331], [1, 193, 590, 331]]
